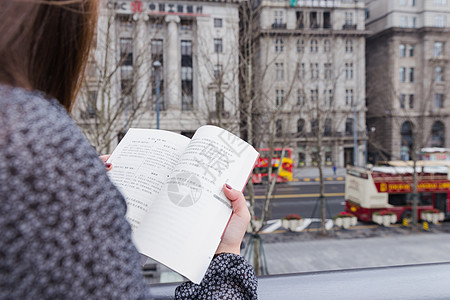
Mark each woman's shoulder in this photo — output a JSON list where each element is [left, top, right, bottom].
[[0, 84, 69, 127], [0, 84, 84, 149]]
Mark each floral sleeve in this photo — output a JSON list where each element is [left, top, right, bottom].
[[175, 253, 258, 299]]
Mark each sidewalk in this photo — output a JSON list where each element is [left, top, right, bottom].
[[293, 166, 346, 182]]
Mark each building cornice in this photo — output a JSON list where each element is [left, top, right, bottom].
[[367, 26, 450, 41], [260, 28, 371, 37]]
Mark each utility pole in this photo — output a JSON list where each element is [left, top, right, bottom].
[[153, 60, 161, 129]]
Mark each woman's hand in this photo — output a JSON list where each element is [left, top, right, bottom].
[[215, 184, 251, 256], [99, 155, 112, 171]]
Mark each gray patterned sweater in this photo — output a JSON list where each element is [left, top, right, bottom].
[[0, 84, 257, 299]]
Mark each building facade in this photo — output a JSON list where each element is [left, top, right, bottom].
[[365, 0, 450, 162], [74, 0, 240, 152], [256, 0, 368, 167]]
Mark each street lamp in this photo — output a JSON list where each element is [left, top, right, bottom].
[[153, 60, 161, 129]]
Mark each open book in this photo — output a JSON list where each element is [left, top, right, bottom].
[[107, 125, 259, 284]]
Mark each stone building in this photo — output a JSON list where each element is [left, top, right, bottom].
[[74, 0, 240, 152], [256, 0, 368, 167], [365, 0, 450, 162]]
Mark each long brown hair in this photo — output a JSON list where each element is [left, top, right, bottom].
[[0, 0, 98, 111]]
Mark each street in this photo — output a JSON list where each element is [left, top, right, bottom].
[[247, 181, 345, 220]]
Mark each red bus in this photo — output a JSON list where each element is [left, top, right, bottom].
[[252, 148, 294, 184], [345, 162, 450, 222]]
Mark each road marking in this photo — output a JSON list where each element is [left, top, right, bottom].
[[248, 193, 345, 199], [337, 177, 344, 180], [261, 220, 282, 233], [303, 178, 311, 182], [314, 177, 320, 181]]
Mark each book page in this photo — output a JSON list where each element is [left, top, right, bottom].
[[107, 128, 190, 230], [133, 125, 259, 284]]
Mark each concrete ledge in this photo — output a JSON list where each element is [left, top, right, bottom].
[[148, 262, 450, 299]]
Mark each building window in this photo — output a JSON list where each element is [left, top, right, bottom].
[[324, 11, 331, 28], [435, 93, 444, 108], [276, 119, 283, 137], [435, 66, 444, 82], [310, 63, 319, 79], [276, 89, 285, 106], [297, 89, 305, 105], [311, 120, 318, 135], [324, 63, 332, 80], [399, 67, 406, 82], [324, 118, 332, 136], [345, 39, 353, 53], [409, 67, 414, 82], [435, 0, 447, 5], [324, 39, 330, 52], [310, 11, 318, 28], [215, 91, 224, 113], [431, 121, 445, 147], [214, 38, 223, 53], [345, 12, 353, 25], [409, 94, 414, 108], [298, 63, 306, 79], [213, 64, 222, 80], [327, 89, 333, 106], [120, 38, 133, 67], [151, 39, 164, 110], [181, 67, 193, 80], [275, 38, 284, 53], [296, 11, 304, 28], [310, 89, 318, 103], [180, 19, 192, 30], [408, 45, 415, 56], [345, 89, 354, 106], [400, 16, 408, 27], [401, 121, 414, 160], [181, 40, 193, 111], [214, 18, 222, 28], [399, 94, 406, 108], [310, 39, 318, 53], [345, 118, 353, 135], [297, 39, 305, 53], [120, 38, 133, 99], [275, 62, 284, 80], [297, 119, 305, 134], [434, 42, 444, 57], [411, 17, 417, 28], [274, 10, 284, 25], [345, 62, 353, 80], [86, 90, 97, 118], [151, 39, 164, 60], [435, 15, 446, 27], [399, 44, 406, 57]]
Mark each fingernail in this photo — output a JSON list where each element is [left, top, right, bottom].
[[105, 163, 112, 168], [226, 184, 232, 190]]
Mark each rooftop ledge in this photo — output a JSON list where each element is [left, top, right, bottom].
[[148, 262, 450, 299]]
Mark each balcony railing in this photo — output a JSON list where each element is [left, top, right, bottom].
[[147, 262, 450, 299], [343, 23, 357, 30], [271, 23, 287, 29]]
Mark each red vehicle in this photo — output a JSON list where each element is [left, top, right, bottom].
[[252, 148, 294, 184], [345, 162, 450, 222]]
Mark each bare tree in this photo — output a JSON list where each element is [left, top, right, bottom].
[[74, 10, 162, 154]]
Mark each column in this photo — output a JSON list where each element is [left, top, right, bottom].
[[135, 13, 150, 109], [165, 15, 180, 110]]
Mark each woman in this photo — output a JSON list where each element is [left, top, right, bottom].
[[0, 1, 257, 298]]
